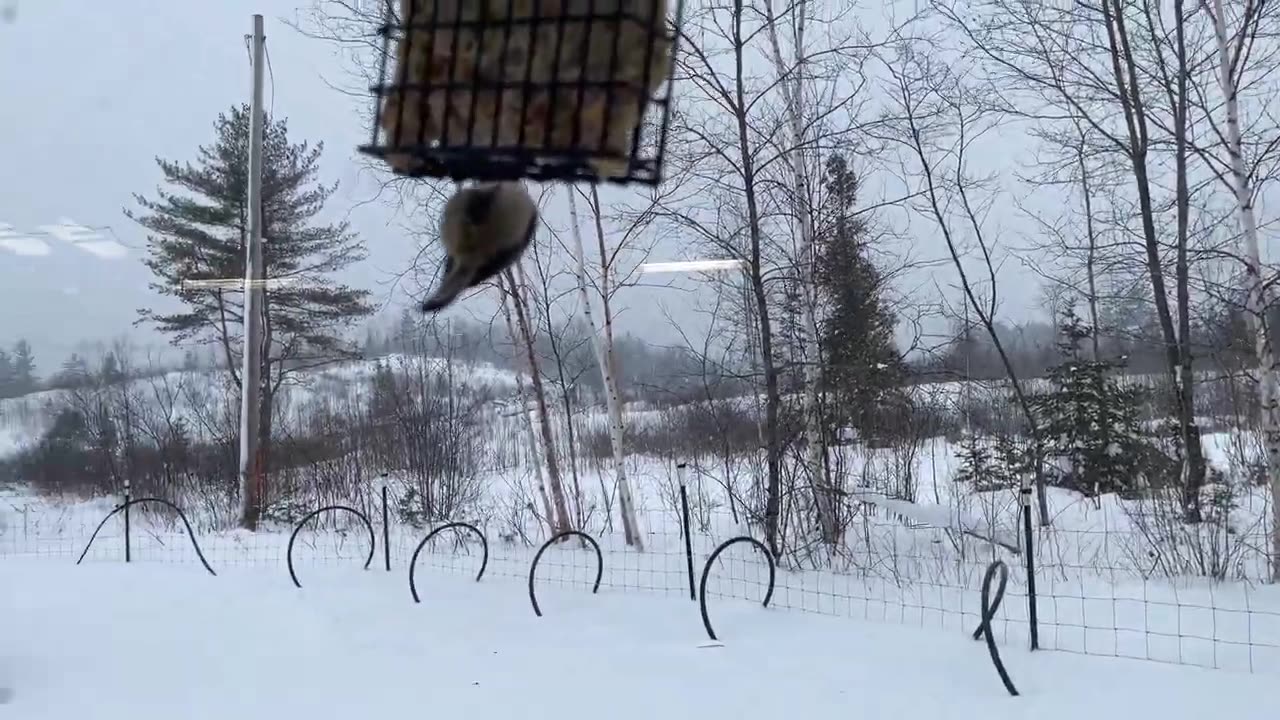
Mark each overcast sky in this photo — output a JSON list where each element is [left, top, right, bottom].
[[0, 0, 1051, 377], [0, 0, 414, 369]]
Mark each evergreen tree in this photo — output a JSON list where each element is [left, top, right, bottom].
[[0, 349, 13, 398], [953, 432, 1025, 493], [11, 339, 37, 395], [24, 408, 95, 494], [99, 351, 124, 384], [1032, 308, 1146, 496], [394, 307, 420, 355], [362, 326, 381, 357], [126, 103, 374, 529], [813, 153, 903, 439], [368, 360, 401, 422]]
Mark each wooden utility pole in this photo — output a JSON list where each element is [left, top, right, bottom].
[[237, 13, 267, 529]]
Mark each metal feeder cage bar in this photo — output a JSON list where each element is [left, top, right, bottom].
[[357, 0, 685, 186]]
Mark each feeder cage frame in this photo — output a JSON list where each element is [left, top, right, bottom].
[[358, 0, 685, 186]]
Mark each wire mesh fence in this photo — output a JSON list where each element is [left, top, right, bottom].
[[2, 484, 1277, 675]]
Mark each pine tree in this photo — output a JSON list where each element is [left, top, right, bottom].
[[953, 432, 1023, 493], [0, 349, 13, 398], [99, 352, 124, 384], [1032, 308, 1146, 496], [394, 307, 420, 355], [814, 153, 903, 439], [11, 339, 37, 394], [362, 326, 381, 357], [368, 360, 401, 422], [126, 103, 374, 529]]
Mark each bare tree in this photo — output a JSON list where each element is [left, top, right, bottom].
[[660, 0, 912, 553], [286, 1, 435, 208], [936, 0, 1215, 521], [874, 41, 1051, 523], [524, 228, 595, 528], [657, 289, 755, 525], [502, 264, 573, 533], [758, 0, 838, 544], [565, 187, 647, 549], [657, 0, 787, 553], [497, 278, 558, 534], [1013, 116, 1136, 364], [1196, 0, 1280, 578]]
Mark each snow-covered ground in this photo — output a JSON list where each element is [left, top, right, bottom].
[[2, 558, 1274, 719], [3, 474, 1278, 677], [3, 357, 1279, 706]]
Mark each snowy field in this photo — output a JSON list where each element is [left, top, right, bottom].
[[3, 418, 1280, 677], [3, 358, 1280, 714], [3, 478, 1279, 678], [2, 558, 1276, 720]]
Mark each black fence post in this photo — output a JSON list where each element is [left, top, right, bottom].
[[123, 479, 132, 563], [1020, 474, 1039, 651], [381, 477, 392, 573], [677, 462, 696, 601]]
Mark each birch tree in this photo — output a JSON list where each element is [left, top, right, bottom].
[[760, 0, 838, 545], [566, 188, 644, 549], [1197, 0, 1280, 578]]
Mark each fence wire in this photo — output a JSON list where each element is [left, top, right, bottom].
[[2, 488, 1276, 675]]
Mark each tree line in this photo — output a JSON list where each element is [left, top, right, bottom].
[[0, 340, 213, 397]]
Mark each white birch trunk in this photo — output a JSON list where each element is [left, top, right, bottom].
[[1207, 0, 1280, 581], [499, 282, 556, 533], [763, 0, 837, 544], [568, 189, 644, 550]]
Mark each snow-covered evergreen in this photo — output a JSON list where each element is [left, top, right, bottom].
[[1033, 309, 1147, 496]]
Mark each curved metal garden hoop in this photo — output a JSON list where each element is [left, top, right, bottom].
[[76, 497, 216, 576], [527, 530, 603, 617], [286, 505, 375, 589], [971, 560, 1019, 697], [408, 522, 490, 603], [698, 536, 775, 641]]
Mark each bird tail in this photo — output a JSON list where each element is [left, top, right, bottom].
[[421, 263, 477, 313]]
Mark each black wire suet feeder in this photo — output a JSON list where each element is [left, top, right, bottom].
[[358, 0, 685, 186]]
